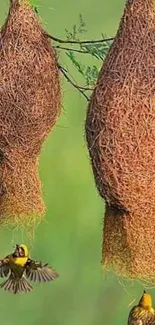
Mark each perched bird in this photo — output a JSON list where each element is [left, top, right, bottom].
[[0, 244, 59, 294], [128, 290, 155, 325]]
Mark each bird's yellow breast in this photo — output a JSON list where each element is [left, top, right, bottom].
[[9, 254, 28, 267]]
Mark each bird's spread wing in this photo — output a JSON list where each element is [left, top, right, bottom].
[[25, 259, 59, 283], [0, 257, 10, 278]]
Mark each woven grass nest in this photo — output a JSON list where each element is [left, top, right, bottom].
[[85, 0, 155, 283], [0, 0, 61, 229]]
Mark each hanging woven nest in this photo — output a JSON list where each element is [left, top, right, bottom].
[[85, 0, 155, 282], [0, 0, 61, 229]]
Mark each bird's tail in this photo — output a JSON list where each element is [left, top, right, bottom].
[[0, 276, 33, 294]]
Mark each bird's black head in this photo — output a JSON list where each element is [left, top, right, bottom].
[[13, 244, 25, 257], [14, 244, 28, 257]]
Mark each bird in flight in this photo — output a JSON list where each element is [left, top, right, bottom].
[[0, 243, 59, 294]]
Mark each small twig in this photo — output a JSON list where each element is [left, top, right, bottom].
[[54, 45, 89, 54], [58, 65, 90, 101], [46, 33, 114, 44], [60, 66, 92, 90]]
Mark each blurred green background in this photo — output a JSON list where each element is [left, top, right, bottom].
[[0, 1, 153, 324]]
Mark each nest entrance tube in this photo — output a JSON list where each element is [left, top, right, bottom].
[[103, 205, 155, 282], [0, 0, 61, 229], [85, 0, 155, 282]]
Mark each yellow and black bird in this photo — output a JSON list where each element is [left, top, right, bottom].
[[128, 290, 155, 325], [0, 244, 59, 294]]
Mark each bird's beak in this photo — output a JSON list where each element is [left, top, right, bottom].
[[143, 290, 147, 294], [13, 244, 20, 257]]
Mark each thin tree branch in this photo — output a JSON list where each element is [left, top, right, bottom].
[[58, 65, 91, 101], [58, 66, 92, 91], [54, 45, 89, 54], [55, 45, 100, 60], [46, 33, 114, 44]]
